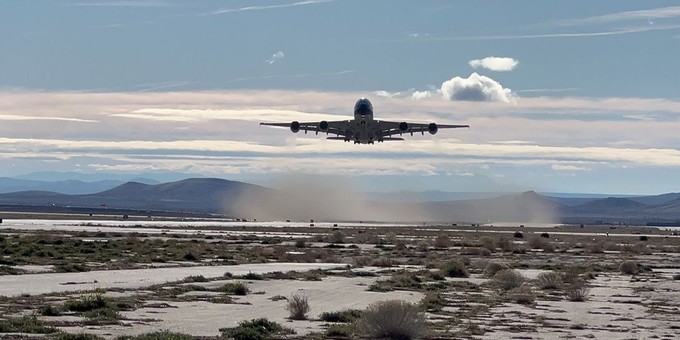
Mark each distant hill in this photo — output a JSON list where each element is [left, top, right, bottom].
[[0, 178, 273, 215], [0, 177, 125, 195], [1, 177, 680, 223]]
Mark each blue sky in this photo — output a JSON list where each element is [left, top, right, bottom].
[[2, 1, 680, 194]]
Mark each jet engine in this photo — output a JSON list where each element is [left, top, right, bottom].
[[290, 121, 300, 133], [399, 122, 409, 133], [428, 123, 438, 135], [319, 120, 329, 132]]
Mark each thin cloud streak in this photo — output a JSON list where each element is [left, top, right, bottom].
[[402, 24, 680, 41], [73, 1, 169, 7], [210, 0, 333, 15], [556, 6, 680, 26]]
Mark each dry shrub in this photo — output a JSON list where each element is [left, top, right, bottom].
[[528, 237, 555, 252], [509, 284, 535, 305], [497, 236, 514, 252], [286, 292, 310, 320], [483, 262, 507, 278], [357, 300, 426, 340], [479, 236, 495, 252], [565, 281, 590, 302], [433, 234, 450, 248], [536, 271, 563, 290], [460, 247, 492, 256], [588, 241, 604, 254], [441, 259, 469, 278], [619, 261, 638, 275], [492, 269, 526, 291]]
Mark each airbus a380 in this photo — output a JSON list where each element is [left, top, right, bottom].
[[260, 98, 469, 144]]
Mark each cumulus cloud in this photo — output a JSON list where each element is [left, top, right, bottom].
[[468, 57, 519, 72], [266, 51, 285, 64], [411, 91, 432, 100], [440, 72, 515, 103]]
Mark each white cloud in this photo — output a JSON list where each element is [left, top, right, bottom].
[[440, 72, 515, 103], [411, 91, 432, 100], [266, 51, 285, 65], [551, 164, 590, 171], [374, 90, 400, 98], [468, 57, 519, 72]]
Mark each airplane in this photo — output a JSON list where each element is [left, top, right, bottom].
[[260, 98, 469, 144]]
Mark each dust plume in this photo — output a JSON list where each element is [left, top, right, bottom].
[[231, 174, 429, 222]]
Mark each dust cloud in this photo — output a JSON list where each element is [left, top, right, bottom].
[[231, 174, 429, 222]]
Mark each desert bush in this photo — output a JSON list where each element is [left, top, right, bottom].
[[415, 241, 430, 252], [442, 260, 469, 278], [565, 281, 590, 302], [588, 242, 605, 254], [528, 237, 554, 252], [433, 234, 450, 248], [325, 324, 354, 337], [115, 331, 195, 340], [286, 292, 310, 320], [242, 272, 264, 280], [420, 292, 446, 312], [65, 293, 110, 312], [536, 271, 563, 289], [39, 304, 63, 316], [294, 239, 306, 248], [57, 333, 106, 340], [483, 262, 507, 278], [673, 274, 680, 280], [540, 232, 550, 238], [513, 231, 524, 239], [619, 261, 638, 275], [496, 237, 514, 252], [508, 284, 535, 305], [320, 309, 362, 323], [220, 318, 291, 340], [219, 282, 249, 295], [512, 246, 527, 254], [492, 269, 526, 291], [183, 275, 208, 283], [461, 247, 492, 256], [0, 315, 59, 334], [479, 236, 495, 252], [329, 231, 345, 243], [55, 263, 89, 273], [0, 265, 21, 275], [357, 300, 426, 340]]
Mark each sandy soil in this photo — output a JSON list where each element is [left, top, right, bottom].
[[1, 216, 679, 339]]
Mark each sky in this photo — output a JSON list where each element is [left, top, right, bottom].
[[2, 0, 680, 194]]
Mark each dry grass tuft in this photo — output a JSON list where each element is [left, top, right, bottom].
[[357, 300, 426, 340], [286, 292, 310, 320], [536, 271, 563, 290], [492, 269, 526, 291]]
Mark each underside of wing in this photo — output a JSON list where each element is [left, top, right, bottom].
[[261, 120, 352, 138], [376, 120, 469, 138]]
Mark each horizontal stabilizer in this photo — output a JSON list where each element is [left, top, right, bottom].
[[326, 137, 348, 140], [381, 137, 405, 141]]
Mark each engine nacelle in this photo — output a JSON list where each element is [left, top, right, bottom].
[[428, 122, 438, 135], [399, 122, 409, 133], [290, 121, 300, 133], [319, 120, 329, 132]]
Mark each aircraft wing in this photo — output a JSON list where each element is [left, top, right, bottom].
[[260, 120, 352, 138], [375, 120, 469, 138]]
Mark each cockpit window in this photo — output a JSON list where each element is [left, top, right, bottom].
[[354, 98, 373, 115]]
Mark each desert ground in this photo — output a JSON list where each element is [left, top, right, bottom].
[[1, 213, 679, 339]]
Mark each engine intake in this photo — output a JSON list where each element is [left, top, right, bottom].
[[428, 123, 438, 135], [399, 122, 409, 133], [290, 121, 300, 133], [319, 121, 329, 132]]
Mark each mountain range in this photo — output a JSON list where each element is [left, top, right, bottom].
[[0, 177, 679, 224]]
